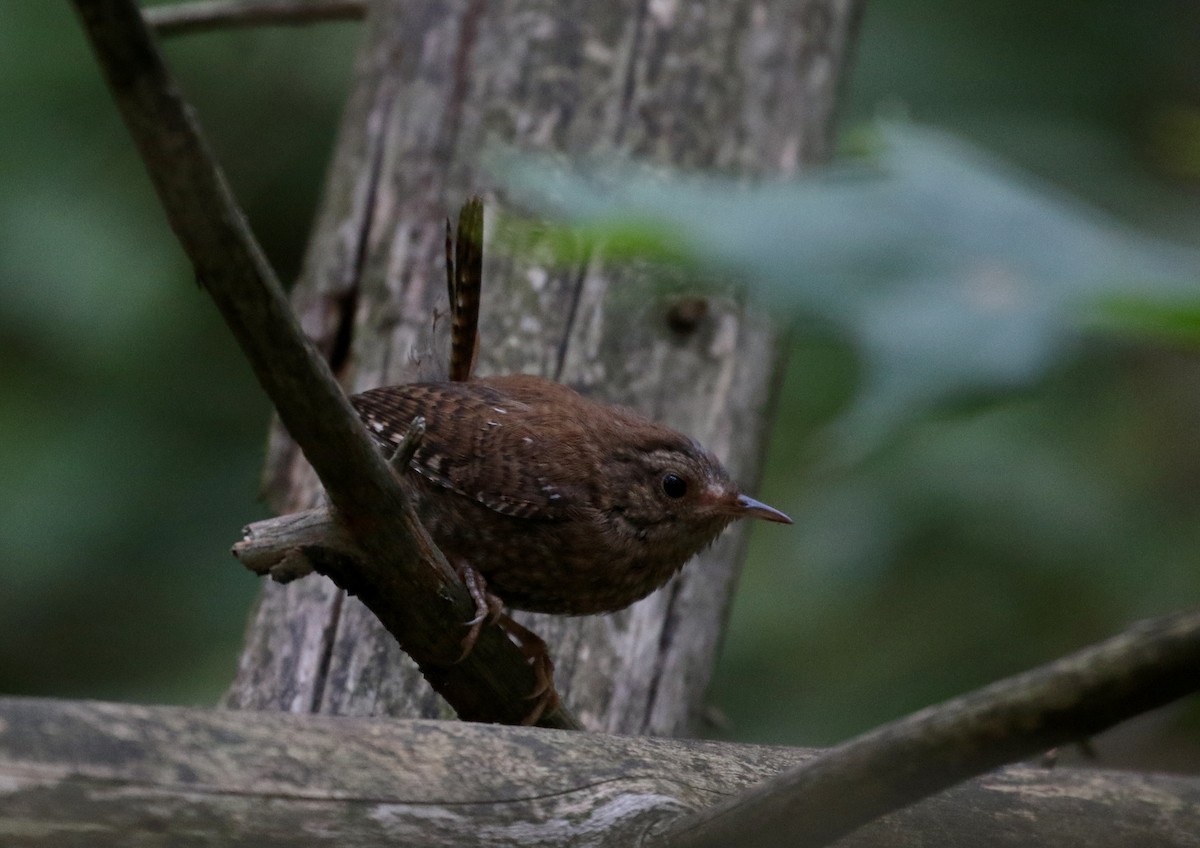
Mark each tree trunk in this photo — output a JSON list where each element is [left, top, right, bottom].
[[224, 0, 864, 734]]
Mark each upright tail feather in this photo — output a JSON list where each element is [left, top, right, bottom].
[[447, 196, 483, 382]]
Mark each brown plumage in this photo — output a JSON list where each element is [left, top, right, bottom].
[[351, 196, 789, 722], [351, 374, 791, 616], [445, 198, 482, 383]]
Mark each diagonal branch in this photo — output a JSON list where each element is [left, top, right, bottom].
[[651, 606, 1200, 848], [144, 0, 364, 37], [70, 0, 580, 730]]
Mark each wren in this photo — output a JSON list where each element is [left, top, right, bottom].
[[352, 376, 791, 619], [348, 196, 789, 721]]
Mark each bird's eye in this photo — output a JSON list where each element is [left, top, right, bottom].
[[662, 473, 687, 498]]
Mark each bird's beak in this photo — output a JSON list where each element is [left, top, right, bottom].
[[734, 493, 792, 524]]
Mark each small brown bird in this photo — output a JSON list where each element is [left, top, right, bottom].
[[352, 377, 792, 619], [349, 196, 790, 721]]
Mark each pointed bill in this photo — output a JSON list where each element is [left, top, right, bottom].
[[735, 493, 793, 524]]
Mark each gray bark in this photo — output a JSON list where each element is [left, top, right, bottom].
[[2, 697, 1197, 848], [224, 0, 865, 734]]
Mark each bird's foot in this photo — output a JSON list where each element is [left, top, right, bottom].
[[497, 613, 560, 725], [451, 562, 561, 723], [456, 561, 505, 662]]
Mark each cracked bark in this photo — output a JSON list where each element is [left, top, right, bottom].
[[225, 0, 864, 734], [4, 697, 1200, 848]]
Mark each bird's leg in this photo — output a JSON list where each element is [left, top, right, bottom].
[[455, 560, 504, 662], [496, 613, 560, 725], [452, 560, 561, 723]]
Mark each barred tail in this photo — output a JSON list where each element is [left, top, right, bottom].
[[447, 196, 483, 382]]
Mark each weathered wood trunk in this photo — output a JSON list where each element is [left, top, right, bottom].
[[6, 698, 1200, 848], [225, 0, 864, 734]]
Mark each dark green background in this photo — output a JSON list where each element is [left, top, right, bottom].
[[3, 1, 1197, 770]]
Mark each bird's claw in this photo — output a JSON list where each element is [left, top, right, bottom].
[[452, 561, 563, 722], [456, 561, 504, 662]]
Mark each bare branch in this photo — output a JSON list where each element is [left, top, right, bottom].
[[387, 415, 426, 471], [233, 507, 331, 581], [652, 607, 1200, 848], [69, 0, 579, 730], [144, 0, 364, 37]]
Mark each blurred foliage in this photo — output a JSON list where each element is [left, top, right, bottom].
[[0, 2, 359, 703], [727, 1, 1200, 768], [494, 123, 1200, 769], [2, 0, 1198, 774], [497, 123, 1198, 453]]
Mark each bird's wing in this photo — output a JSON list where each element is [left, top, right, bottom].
[[351, 382, 583, 520]]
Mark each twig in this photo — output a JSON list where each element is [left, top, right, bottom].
[[143, 0, 364, 36], [233, 508, 332, 581], [651, 607, 1200, 848], [70, 0, 580, 731], [388, 415, 426, 472]]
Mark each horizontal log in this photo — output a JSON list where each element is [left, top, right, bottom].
[[1, 697, 1197, 847]]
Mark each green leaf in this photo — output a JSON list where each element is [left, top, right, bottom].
[[1094, 296, 1200, 348], [493, 122, 1200, 453]]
